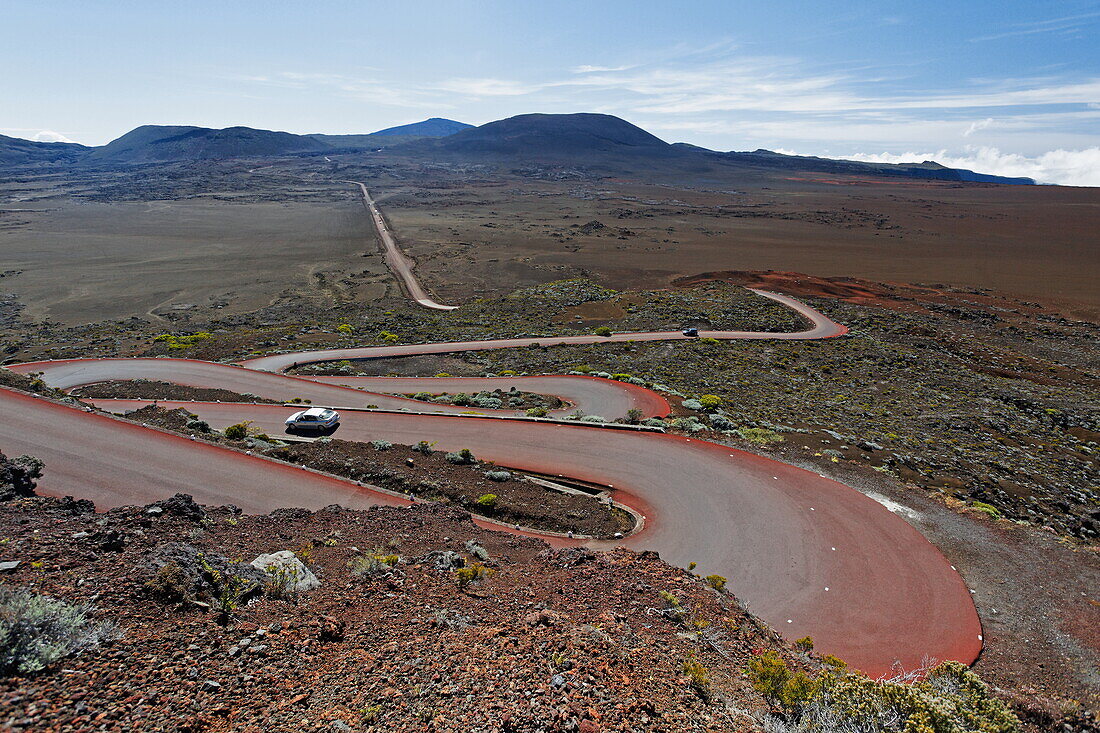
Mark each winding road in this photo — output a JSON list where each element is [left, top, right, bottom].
[[2, 289, 982, 678], [0, 186, 984, 676]]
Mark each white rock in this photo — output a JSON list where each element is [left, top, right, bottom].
[[249, 550, 319, 593]]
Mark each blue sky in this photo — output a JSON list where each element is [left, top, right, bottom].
[[4, 0, 1099, 183]]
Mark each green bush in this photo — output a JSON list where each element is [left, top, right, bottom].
[[336, 323, 354, 335], [737, 427, 785, 445], [223, 421, 253, 440], [370, 440, 393, 451], [413, 441, 435, 455], [0, 585, 120, 675], [445, 448, 477, 465], [526, 407, 548, 418], [704, 574, 727, 591], [377, 331, 399, 343], [747, 652, 1020, 733], [476, 493, 498, 507], [681, 654, 711, 700], [593, 326, 612, 337], [698, 394, 722, 410]]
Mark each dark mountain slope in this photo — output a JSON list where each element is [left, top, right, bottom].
[[424, 113, 671, 158], [86, 125, 328, 164], [0, 134, 90, 167], [373, 117, 471, 137]]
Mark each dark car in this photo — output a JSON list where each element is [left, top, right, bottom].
[[681, 327, 699, 337]]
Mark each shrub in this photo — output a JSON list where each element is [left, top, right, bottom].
[[464, 540, 490, 561], [377, 331, 399, 343], [370, 440, 393, 451], [737, 427, 785, 445], [484, 471, 511, 482], [593, 326, 612, 337], [681, 654, 711, 700], [748, 652, 1020, 732], [145, 561, 191, 604], [445, 448, 477, 465], [681, 399, 703, 411], [413, 392, 434, 401], [698, 394, 722, 410], [336, 323, 354, 335], [470, 395, 502, 409], [152, 332, 212, 350], [196, 555, 252, 624], [349, 553, 401, 577], [476, 493, 498, 507], [454, 562, 492, 590], [709, 414, 735, 431], [413, 441, 435, 455], [223, 421, 253, 440], [970, 501, 1003, 519], [451, 393, 471, 406], [794, 635, 814, 652], [526, 407, 548, 417], [704, 574, 727, 591], [0, 585, 119, 675], [625, 408, 644, 424]]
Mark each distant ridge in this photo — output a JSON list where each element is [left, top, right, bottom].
[[88, 125, 327, 164], [0, 114, 1037, 184], [0, 134, 89, 167]]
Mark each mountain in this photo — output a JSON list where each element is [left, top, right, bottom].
[[372, 117, 471, 137], [424, 113, 671, 158], [0, 134, 89, 167], [718, 149, 1034, 185], [86, 125, 328, 164]]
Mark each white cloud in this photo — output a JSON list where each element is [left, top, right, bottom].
[[572, 64, 634, 73], [32, 130, 76, 143], [842, 146, 1100, 187], [964, 118, 994, 136]]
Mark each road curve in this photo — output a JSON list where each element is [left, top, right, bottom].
[[239, 289, 847, 373], [4, 290, 981, 676], [349, 181, 457, 311], [76, 397, 980, 678]]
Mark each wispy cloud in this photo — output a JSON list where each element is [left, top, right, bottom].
[[0, 128, 79, 144], [970, 10, 1100, 42]]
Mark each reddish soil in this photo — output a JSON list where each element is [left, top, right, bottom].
[[0, 495, 792, 732]]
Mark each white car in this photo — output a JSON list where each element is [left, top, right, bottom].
[[284, 407, 340, 430]]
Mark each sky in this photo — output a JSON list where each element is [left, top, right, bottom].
[[3, 0, 1099, 185]]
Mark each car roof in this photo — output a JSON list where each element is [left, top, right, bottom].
[[301, 407, 331, 416]]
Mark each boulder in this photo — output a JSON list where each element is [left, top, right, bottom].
[[250, 550, 319, 593]]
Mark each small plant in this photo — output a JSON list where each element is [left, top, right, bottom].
[[413, 440, 436, 455], [698, 394, 722, 410], [0, 585, 120, 675], [197, 555, 251, 624], [593, 326, 612, 337], [526, 407, 548, 417], [737, 427, 785, 445], [451, 393, 471, 406], [484, 470, 511, 482], [360, 704, 383, 723], [222, 421, 253, 441], [349, 553, 401, 577], [681, 654, 711, 700], [145, 561, 191, 604], [445, 448, 477, 465], [794, 635, 814, 652], [475, 493, 498, 508], [970, 501, 1003, 519], [377, 331, 399, 343], [336, 323, 354, 335], [625, 408, 644, 424], [688, 561, 697, 572], [152, 332, 212, 350], [454, 562, 492, 591], [370, 440, 393, 451], [464, 540, 491, 561], [704, 574, 727, 591]]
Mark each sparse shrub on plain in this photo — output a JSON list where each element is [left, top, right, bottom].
[[377, 331, 399, 343], [698, 394, 722, 410], [413, 441, 435, 455], [526, 407, 548, 417], [738, 427, 785, 445], [464, 540, 490, 562], [370, 440, 393, 451], [484, 471, 511, 482], [349, 553, 401, 577], [709, 414, 735, 431], [336, 323, 354, 335], [476, 493, 499, 507], [0, 585, 120, 676], [593, 326, 612, 337]]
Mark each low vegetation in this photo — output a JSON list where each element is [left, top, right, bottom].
[[0, 585, 119, 676]]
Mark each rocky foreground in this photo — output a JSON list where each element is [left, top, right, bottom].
[[0, 468, 1089, 731]]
